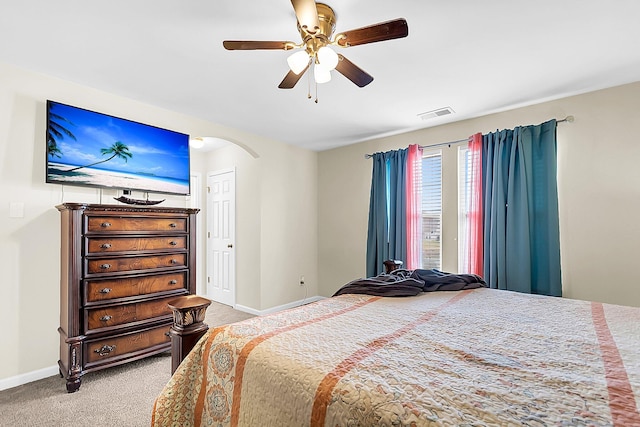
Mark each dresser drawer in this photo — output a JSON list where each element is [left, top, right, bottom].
[[85, 324, 171, 366], [86, 216, 187, 233], [85, 296, 178, 332], [85, 272, 187, 303], [86, 253, 187, 275], [86, 236, 187, 254]]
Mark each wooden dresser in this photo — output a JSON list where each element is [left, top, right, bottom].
[[56, 203, 199, 392]]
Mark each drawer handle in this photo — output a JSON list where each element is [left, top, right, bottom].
[[169, 280, 178, 285], [100, 264, 111, 270], [100, 243, 112, 249], [169, 241, 177, 246], [164, 332, 170, 337], [94, 345, 116, 357], [100, 315, 112, 322], [169, 223, 177, 228], [101, 222, 112, 228], [170, 259, 178, 265], [99, 288, 112, 294]]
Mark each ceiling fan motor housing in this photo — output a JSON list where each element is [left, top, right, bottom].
[[298, 3, 337, 56]]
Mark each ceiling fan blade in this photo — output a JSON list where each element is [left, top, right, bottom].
[[335, 54, 374, 87], [290, 0, 320, 35], [278, 63, 310, 89], [335, 18, 408, 47], [223, 40, 295, 50]]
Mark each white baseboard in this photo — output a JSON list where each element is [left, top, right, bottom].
[[235, 295, 325, 316], [0, 365, 59, 391]]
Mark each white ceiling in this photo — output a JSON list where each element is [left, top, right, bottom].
[[2, 0, 640, 151]]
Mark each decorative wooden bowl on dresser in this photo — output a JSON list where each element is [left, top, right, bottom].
[[56, 203, 199, 392]]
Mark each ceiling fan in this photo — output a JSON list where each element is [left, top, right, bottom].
[[222, 0, 409, 90]]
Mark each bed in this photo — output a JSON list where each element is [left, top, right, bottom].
[[151, 286, 640, 426]]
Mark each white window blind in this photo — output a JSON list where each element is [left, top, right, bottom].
[[421, 151, 442, 269], [458, 147, 471, 272]]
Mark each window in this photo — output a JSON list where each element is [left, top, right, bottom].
[[458, 146, 471, 272], [420, 144, 473, 273], [421, 151, 442, 269]]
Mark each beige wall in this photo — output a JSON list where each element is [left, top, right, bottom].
[[0, 63, 318, 384], [258, 143, 319, 309], [318, 81, 640, 308]]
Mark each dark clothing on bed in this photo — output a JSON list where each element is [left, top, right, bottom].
[[410, 269, 486, 292], [333, 270, 424, 297], [333, 269, 486, 297]]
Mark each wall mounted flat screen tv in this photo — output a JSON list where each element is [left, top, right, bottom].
[[46, 100, 190, 196]]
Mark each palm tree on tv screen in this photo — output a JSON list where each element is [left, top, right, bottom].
[[68, 141, 133, 172], [47, 140, 63, 158], [47, 108, 76, 158]]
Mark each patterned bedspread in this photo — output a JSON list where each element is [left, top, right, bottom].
[[151, 288, 640, 426]]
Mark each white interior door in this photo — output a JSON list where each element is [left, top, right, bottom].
[[206, 170, 236, 306]]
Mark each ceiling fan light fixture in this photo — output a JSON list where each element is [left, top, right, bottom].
[[317, 46, 339, 70], [314, 63, 332, 84], [287, 50, 310, 75]]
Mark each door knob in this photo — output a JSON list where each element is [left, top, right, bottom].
[[227, 244, 233, 248]]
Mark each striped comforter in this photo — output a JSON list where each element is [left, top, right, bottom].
[[151, 288, 640, 426]]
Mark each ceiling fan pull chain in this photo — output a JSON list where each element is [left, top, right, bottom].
[[315, 82, 319, 104], [307, 69, 312, 100]]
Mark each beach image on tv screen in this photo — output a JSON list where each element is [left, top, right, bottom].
[[46, 101, 190, 195]]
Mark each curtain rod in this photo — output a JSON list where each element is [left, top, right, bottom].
[[364, 115, 574, 159]]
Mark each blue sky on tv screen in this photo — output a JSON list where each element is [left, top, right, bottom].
[[48, 101, 189, 180]]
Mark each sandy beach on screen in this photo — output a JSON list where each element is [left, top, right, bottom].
[[47, 163, 189, 194]]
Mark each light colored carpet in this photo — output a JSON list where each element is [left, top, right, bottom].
[[0, 301, 254, 427]]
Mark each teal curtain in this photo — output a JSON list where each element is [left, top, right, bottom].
[[482, 120, 562, 296], [366, 149, 407, 277], [366, 153, 388, 277]]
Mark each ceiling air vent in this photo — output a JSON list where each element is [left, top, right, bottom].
[[417, 107, 455, 121]]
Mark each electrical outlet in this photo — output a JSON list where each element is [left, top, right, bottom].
[[299, 275, 305, 286]]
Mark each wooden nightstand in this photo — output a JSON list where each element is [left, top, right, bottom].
[[167, 295, 212, 374]]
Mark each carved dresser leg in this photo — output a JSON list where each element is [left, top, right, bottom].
[[66, 377, 82, 393]]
